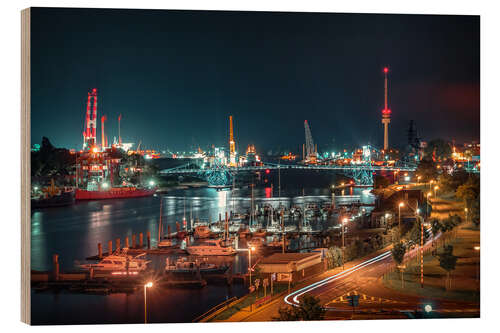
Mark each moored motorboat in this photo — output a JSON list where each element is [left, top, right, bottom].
[[164, 257, 229, 276], [186, 239, 237, 256], [79, 252, 150, 273], [194, 225, 211, 239]]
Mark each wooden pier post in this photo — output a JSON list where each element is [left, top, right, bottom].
[[125, 237, 129, 249], [98, 243, 102, 259], [116, 238, 121, 254], [139, 233, 144, 248], [52, 254, 59, 281], [132, 234, 136, 248], [89, 267, 94, 280], [108, 240, 113, 255], [147, 231, 151, 249]]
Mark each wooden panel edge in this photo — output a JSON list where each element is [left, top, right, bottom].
[[21, 7, 31, 325]]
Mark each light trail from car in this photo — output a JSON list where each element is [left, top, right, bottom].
[[284, 251, 392, 306]]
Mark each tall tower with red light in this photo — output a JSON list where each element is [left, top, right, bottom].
[[229, 115, 236, 166], [381, 67, 391, 151]]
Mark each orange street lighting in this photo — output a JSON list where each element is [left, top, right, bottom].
[[144, 281, 153, 323], [341, 217, 348, 270], [398, 202, 404, 234], [248, 246, 256, 287]]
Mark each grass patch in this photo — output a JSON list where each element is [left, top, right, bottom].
[[383, 270, 479, 303], [383, 224, 480, 303]]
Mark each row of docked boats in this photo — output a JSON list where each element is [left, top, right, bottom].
[[78, 247, 232, 276]]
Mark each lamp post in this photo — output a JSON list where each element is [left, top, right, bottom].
[[342, 217, 347, 270], [465, 207, 468, 224], [473, 245, 480, 287], [417, 175, 421, 183], [248, 246, 255, 287], [419, 207, 424, 288], [331, 185, 335, 209], [434, 185, 439, 199], [427, 192, 432, 218], [429, 180, 434, 192], [143, 281, 153, 323], [398, 202, 404, 236]]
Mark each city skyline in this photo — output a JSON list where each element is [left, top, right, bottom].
[[31, 8, 479, 152]]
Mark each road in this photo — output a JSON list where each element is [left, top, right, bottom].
[[233, 234, 479, 321]]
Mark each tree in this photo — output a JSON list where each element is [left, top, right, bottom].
[[353, 239, 366, 258], [325, 247, 343, 269], [374, 175, 390, 189], [391, 241, 407, 287], [392, 242, 406, 266], [415, 158, 439, 182], [456, 177, 480, 209], [431, 218, 441, 246], [438, 245, 458, 290], [275, 295, 325, 321], [469, 196, 480, 227], [424, 139, 452, 161], [439, 170, 469, 194], [407, 218, 428, 247], [31, 137, 74, 186], [392, 242, 406, 287]]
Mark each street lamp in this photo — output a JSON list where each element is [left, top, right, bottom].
[[427, 192, 432, 217], [398, 202, 404, 235], [248, 246, 255, 287], [465, 207, 468, 224], [144, 281, 153, 323], [417, 175, 421, 183], [331, 185, 335, 209], [434, 185, 439, 198], [473, 245, 480, 289], [424, 304, 432, 313], [342, 217, 348, 270]]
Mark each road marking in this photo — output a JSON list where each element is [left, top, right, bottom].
[[284, 251, 392, 306]]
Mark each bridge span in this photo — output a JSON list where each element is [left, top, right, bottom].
[[159, 161, 417, 187]]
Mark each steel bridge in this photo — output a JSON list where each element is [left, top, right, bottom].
[[159, 161, 417, 187]]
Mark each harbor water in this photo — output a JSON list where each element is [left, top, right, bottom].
[[31, 172, 375, 324]]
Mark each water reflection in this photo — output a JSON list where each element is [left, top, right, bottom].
[[30, 180, 375, 324]]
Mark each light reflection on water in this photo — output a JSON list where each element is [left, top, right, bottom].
[[30, 184, 374, 324]]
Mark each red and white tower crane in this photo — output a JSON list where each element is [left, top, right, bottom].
[[83, 88, 98, 149], [381, 67, 391, 151]]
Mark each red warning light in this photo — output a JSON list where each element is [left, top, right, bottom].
[[265, 169, 270, 174], [383, 67, 389, 74]]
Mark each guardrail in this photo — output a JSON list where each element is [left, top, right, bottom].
[[192, 296, 238, 322]]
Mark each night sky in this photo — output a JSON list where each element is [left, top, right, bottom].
[[30, 8, 479, 153]]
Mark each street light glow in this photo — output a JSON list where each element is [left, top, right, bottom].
[[399, 202, 404, 207], [145, 282, 153, 288], [251, 246, 255, 251], [424, 304, 432, 313]]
